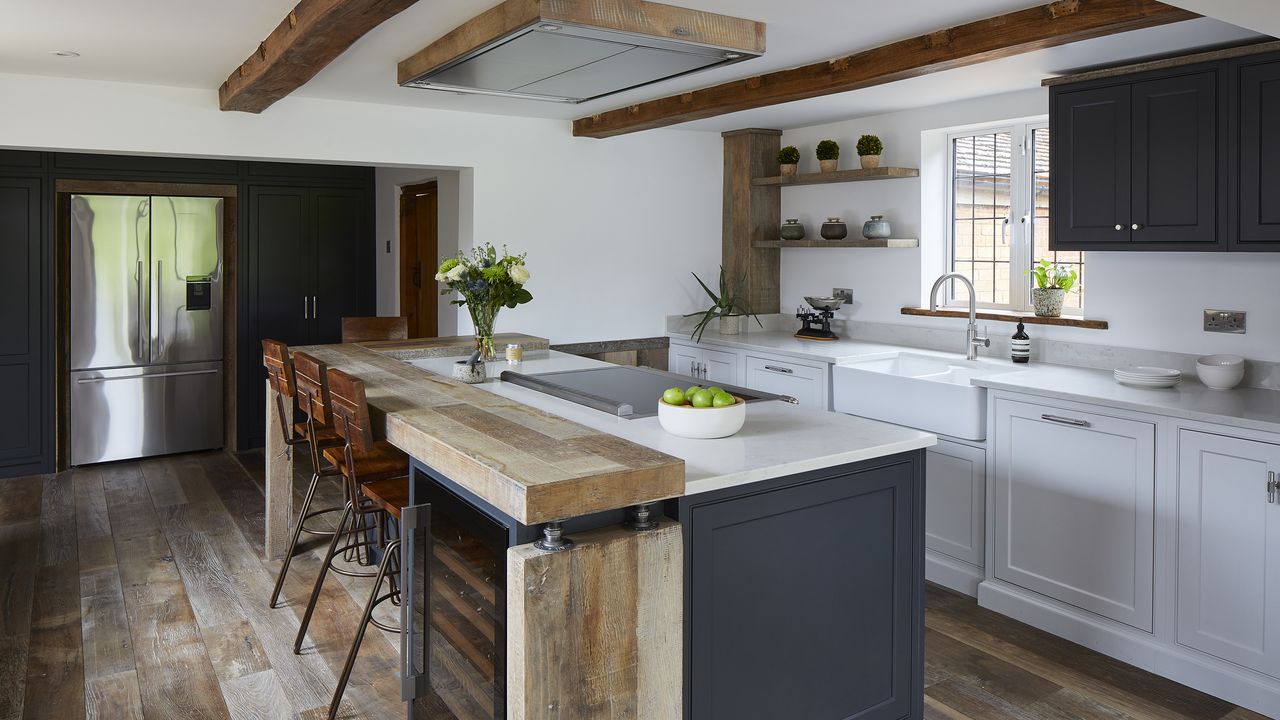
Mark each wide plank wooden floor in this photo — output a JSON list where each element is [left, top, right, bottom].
[[0, 451, 1270, 719]]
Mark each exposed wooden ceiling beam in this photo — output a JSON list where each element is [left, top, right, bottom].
[[573, 0, 1199, 138], [220, 0, 419, 113]]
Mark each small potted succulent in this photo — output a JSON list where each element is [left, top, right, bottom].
[[857, 134, 884, 169], [777, 145, 800, 177], [816, 140, 840, 173], [685, 266, 763, 339], [1027, 259, 1078, 317]]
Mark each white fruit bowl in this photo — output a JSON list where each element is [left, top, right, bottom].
[[1196, 354, 1245, 390], [657, 397, 746, 439]]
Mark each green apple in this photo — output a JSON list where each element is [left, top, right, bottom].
[[690, 389, 715, 408], [706, 386, 724, 396], [662, 387, 686, 406], [685, 385, 702, 399], [712, 393, 736, 408]]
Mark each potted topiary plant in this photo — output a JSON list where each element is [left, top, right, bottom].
[[816, 140, 840, 173], [777, 145, 800, 177], [1027, 259, 1078, 317], [685, 266, 763, 339], [857, 134, 884, 169]]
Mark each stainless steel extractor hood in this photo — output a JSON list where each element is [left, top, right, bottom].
[[397, 0, 764, 104]]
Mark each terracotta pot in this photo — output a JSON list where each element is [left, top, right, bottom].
[[819, 158, 838, 173], [1032, 287, 1065, 317], [859, 154, 881, 169], [780, 163, 798, 177]]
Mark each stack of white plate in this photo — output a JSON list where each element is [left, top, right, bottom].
[[1114, 366, 1181, 388]]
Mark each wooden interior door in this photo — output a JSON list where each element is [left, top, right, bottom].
[[399, 182, 438, 338]]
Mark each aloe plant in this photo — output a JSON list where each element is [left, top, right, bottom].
[[684, 266, 763, 342]]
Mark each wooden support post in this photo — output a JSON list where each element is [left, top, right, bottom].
[[508, 523, 683, 719], [722, 129, 782, 315], [264, 380, 293, 560]]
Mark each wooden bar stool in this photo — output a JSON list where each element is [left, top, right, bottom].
[[340, 316, 408, 344], [293, 367, 410, 663], [263, 341, 346, 609], [327, 476, 409, 720]]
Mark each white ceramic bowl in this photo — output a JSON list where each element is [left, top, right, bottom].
[[657, 396, 746, 439], [1196, 354, 1245, 390]]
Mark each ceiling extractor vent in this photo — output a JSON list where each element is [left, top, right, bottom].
[[397, 0, 764, 104]]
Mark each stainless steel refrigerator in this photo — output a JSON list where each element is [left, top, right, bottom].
[[69, 194, 225, 465]]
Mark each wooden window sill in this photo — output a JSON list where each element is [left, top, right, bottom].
[[900, 307, 1108, 329]]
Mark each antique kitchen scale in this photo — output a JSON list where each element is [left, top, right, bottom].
[[795, 296, 843, 341]]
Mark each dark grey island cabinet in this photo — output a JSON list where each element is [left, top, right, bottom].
[[669, 450, 926, 720]]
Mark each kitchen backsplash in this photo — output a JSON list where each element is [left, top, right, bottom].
[[666, 314, 1280, 391]]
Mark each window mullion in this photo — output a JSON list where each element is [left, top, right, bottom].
[[1013, 123, 1033, 313]]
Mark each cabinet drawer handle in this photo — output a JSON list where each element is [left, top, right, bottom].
[[1268, 471, 1277, 504], [763, 365, 794, 374], [1131, 223, 1143, 231], [1041, 414, 1089, 427], [1114, 224, 1123, 231]]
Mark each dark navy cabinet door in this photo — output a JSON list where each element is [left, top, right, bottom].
[[685, 455, 923, 720], [0, 178, 48, 474], [1131, 71, 1222, 247], [311, 189, 366, 345], [1237, 58, 1280, 250], [1051, 85, 1132, 248]]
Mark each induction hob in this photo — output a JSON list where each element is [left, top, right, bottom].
[[498, 365, 785, 418]]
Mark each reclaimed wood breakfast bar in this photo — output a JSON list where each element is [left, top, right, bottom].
[[264, 334, 936, 719]]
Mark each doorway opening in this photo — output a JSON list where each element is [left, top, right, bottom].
[[399, 181, 439, 338]]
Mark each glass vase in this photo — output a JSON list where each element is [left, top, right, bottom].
[[469, 303, 499, 360]]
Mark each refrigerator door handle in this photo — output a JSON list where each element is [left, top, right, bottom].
[[76, 368, 219, 384], [152, 259, 162, 358], [137, 259, 146, 361]]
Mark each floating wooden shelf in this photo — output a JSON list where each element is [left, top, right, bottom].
[[752, 166, 919, 187], [901, 306, 1108, 329], [754, 238, 919, 249]]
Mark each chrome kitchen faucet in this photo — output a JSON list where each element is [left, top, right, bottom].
[[928, 273, 990, 361]]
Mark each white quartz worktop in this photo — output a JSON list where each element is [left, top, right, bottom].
[[972, 363, 1280, 434], [673, 330, 1280, 435], [409, 351, 936, 496]]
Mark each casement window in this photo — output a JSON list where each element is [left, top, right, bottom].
[[947, 121, 1083, 312]]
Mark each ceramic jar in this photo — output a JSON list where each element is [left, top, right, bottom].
[[719, 315, 742, 335], [780, 163, 798, 177], [452, 360, 487, 384], [820, 217, 848, 240], [819, 158, 839, 173], [859, 154, 881, 169], [780, 218, 806, 241], [862, 215, 891, 239]]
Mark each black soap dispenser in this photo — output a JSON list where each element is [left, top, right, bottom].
[[1012, 320, 1030, 364]]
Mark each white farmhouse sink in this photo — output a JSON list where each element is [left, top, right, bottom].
[[832, 352, 1017, 440]]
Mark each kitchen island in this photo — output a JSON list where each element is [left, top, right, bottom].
[[265, 337, 935, 719]]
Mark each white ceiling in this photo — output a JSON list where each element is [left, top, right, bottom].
[[0, 0, 1267, 132]]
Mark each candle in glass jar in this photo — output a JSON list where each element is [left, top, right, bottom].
[[505, 343, 524, 363]]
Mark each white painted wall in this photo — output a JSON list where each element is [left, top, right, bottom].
[[373, 166, 463, 335], [779, 89, 1280, 360], [0, 71, 724, 343]]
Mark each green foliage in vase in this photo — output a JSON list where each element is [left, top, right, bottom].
[[777, 146, 800, 165], [815, 140, 840, 161]]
